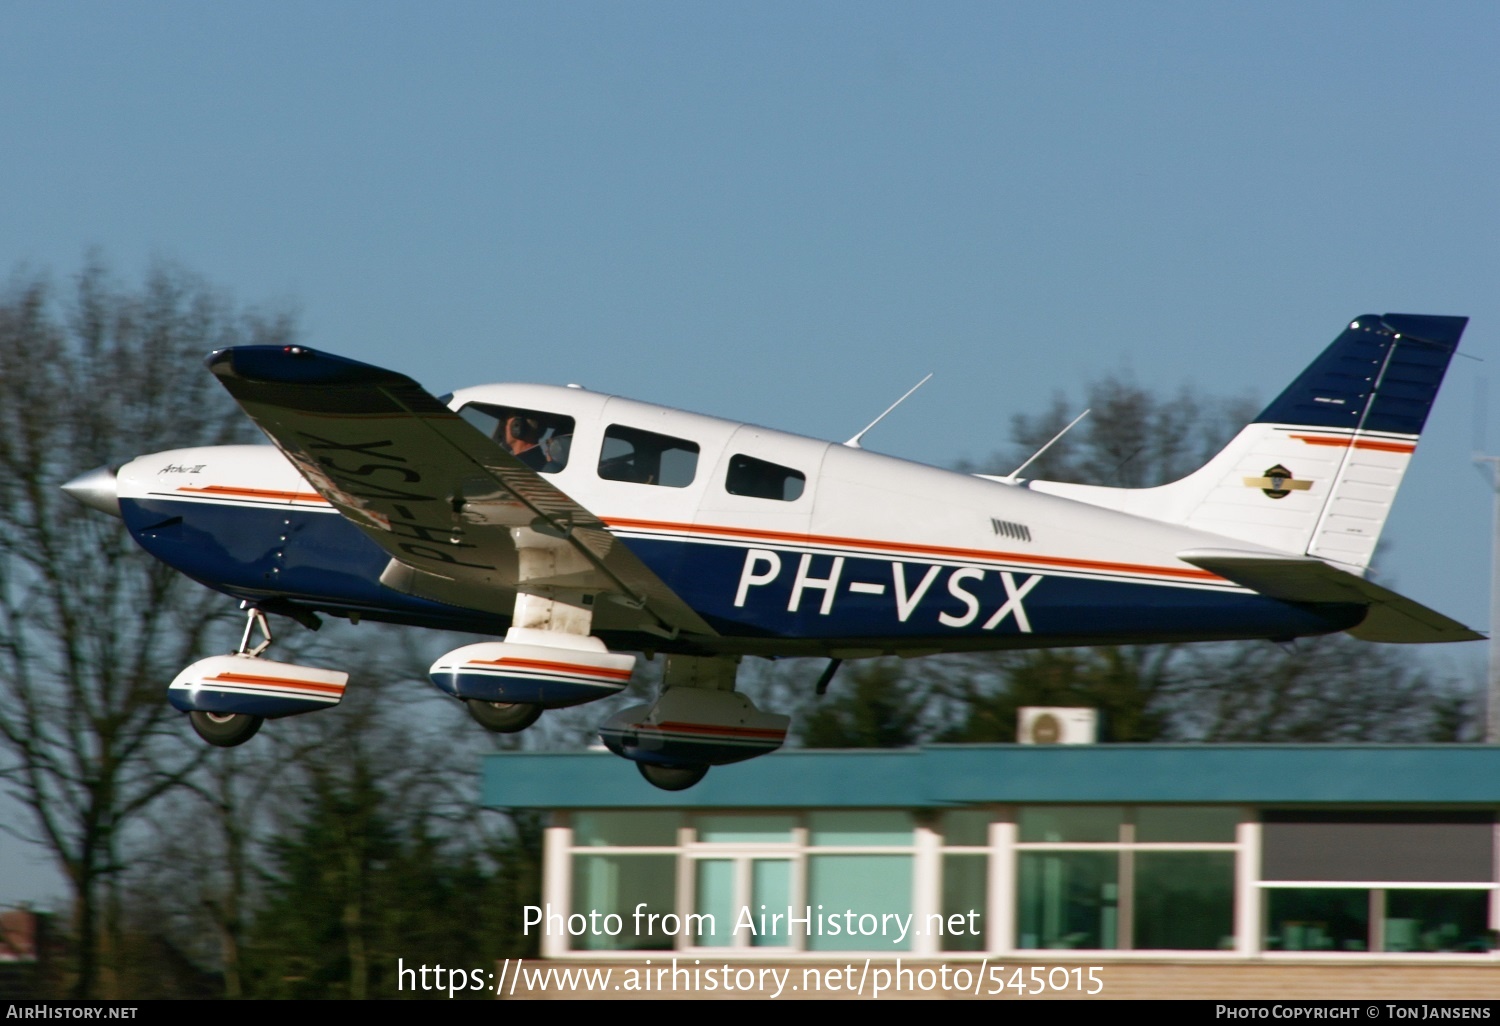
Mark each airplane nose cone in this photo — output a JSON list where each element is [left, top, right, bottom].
[[61, 465, 121, 518]]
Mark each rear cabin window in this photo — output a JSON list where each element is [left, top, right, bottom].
[[459, 402, 575, 474], [725, 454, 805, 501], [598, 425, 700, 488]]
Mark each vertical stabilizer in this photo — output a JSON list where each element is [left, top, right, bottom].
[[1025, 314, 1466, 574]]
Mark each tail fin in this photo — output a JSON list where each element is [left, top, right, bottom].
[[1027, 314, 1467, 574]]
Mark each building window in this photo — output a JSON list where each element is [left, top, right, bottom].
[[1015, 805, 1242, 951], [1261, 811, 1494, 883], [1018, 851, 1118, 950], [939, 809, 990, 952], [562, 809, 924, 953], [696, 814, 796, 844], [573, 811, 680, 847], [1265, 888, 1371, 952], [1265, 888, 1492, 953], [570, 855, 678, 951], [693, 858, 794, 948], [1019, 806, 1124, 843], [808, 810, 913, 846], [805, 855, 914, 952], [1259, 811, 1495, 955], [1134, 852, 1235, 950], [941, 854, 988, 952], [1135, 806, 1240, 843], [1385, 889, 1492, 953]]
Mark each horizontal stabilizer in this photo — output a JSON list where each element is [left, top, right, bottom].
[[1177, 548, 1483, 644]]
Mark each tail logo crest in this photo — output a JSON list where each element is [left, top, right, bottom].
[[1244, 464, 1312, 500]]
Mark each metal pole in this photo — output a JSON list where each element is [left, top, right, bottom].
[[1490, 460, 1500, 743], [1479, 456, 1500, 743]]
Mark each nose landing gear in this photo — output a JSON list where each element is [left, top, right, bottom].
[[169, 605, 348, 748]]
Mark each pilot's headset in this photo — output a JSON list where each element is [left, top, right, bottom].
[[507, 415, 542, 444]]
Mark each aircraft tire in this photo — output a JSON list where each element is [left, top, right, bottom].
[[465, 700, 543, 733], [188, 710, 264, 748], [637, 762, 709, 791]]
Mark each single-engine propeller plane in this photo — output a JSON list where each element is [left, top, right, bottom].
[[63, 313, 1480, 789]]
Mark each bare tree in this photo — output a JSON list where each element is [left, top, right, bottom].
[[797, 660, 932, 748], [1165, 635, 1474, 742], [997, 374, 1258, 487], [930, 645, 1178, 743], [0, 260, 292, 996]]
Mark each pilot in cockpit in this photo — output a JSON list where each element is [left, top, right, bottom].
[[502, 415, 547, 471]]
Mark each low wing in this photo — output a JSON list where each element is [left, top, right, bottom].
[[207, 345, 715, 638], [1178, 548, 1482, 643]]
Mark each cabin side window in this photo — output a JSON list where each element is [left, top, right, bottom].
[[598, 425, 700, 488], [459, 402, 575, 474], [725, 454, 805, 501]]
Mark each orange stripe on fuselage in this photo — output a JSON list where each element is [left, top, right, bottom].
[[178, 484, 330, 503], [469, 657, 634, 681], [1290, 434, 1416, 454], [601, 518, 1222, 582]]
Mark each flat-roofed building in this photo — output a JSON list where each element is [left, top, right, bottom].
[[483, 745, 1500, 997]]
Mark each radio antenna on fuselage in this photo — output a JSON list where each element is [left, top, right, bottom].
[[998, 408, 1091, 483], [843, 373, 933, 449]]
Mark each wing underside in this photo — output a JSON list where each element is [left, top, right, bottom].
[[207, 345, 715, 638]]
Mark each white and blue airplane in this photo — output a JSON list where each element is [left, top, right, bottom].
[[63, 313, 1479, 789]]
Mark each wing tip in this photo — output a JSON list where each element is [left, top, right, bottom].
[[206, 345, 416, 389]]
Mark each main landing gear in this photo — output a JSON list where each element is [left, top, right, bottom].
[[426, 527, 792, 790], [636, 762, 709, 791], [600, 655, 791, 792], [189, 709, 264, 747], [464, 699, 544, 733], [427, 528, 636, 738], [168, 605, 349, 748]]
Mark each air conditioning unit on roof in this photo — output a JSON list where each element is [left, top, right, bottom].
[[1017, 706, 1098, 744]]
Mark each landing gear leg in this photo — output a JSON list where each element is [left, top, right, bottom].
[[183, 605, 272, 745], [237, 603, 273, 657]]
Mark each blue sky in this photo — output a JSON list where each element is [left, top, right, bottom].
[[2, 1, 1497, 904]]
